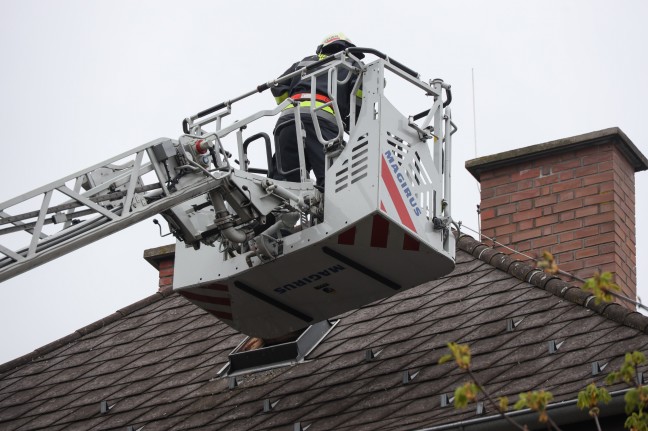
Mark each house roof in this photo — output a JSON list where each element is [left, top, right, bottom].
[[1, 234, 647, 431]]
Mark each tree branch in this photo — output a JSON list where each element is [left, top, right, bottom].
[[467, 367, 526, 431], [592, 414, 602, 431], [546, 415, 563, 431]]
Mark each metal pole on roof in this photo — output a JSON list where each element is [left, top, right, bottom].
[[472, 67, 482, 238]]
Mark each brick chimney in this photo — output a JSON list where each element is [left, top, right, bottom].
[[143, 244, 176, 294], [466, 128, 647, 306]]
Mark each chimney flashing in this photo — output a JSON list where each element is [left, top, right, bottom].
[[466, 127, 648, 181]]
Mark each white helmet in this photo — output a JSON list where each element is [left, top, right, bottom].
[[316, 32, 360, 57]]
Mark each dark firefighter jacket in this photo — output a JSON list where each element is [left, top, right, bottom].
[[271, 54, 362, 133]]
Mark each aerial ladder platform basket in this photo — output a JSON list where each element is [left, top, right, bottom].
[[0, 49, 457, 340], [173, 49, 458, 338]]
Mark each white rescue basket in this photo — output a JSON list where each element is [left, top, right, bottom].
[[173, 55, 456, 339]]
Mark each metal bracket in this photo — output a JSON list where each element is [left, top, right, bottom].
[[408, 119, 437, 141], [254, 234, 282, 262]]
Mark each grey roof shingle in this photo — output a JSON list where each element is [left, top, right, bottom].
[[1, 233, 646, 430]]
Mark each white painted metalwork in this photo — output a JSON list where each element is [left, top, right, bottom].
[[0, 49, 457, 341]]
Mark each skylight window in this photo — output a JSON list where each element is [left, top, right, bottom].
[[218, 319, 338, 377]]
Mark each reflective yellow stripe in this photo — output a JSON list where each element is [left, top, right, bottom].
[[283, 100, 334, 115], [275, 92, 289, 104], [318, 53, 328, 60], [355, 89, 363, 98]]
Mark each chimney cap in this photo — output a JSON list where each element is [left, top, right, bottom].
[[465, 127, 648, 181], [143, 244, 176, 270]]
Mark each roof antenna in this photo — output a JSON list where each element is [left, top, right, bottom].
[[472, 68, 478, 159], [472, 67, 482, 239]]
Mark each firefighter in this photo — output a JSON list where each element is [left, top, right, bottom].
[[270, 33, 363, 188]]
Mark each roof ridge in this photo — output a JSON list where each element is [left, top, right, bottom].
[[0, 289, 173, 374], [456, 233, 648, 333]]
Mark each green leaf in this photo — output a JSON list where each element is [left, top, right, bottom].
[[577, 389, 588, 410], [440, 342, 472, 370], [513, 396, 527, 411], [625, 411, 648, 431], [632, 351, 647, 365], [438, 354, 453, 365], [454, 385, 468, 408], [606, 371, 620, 385], [498, 396, 509, 413], [581, 271, 621, 305], [607, 351, 647, 385], [453, 382, 481, 409], [577, 383, 610, 413], [626, 388, 641, 415], [514, 391, 554, 423], [537, 251, 559, 275]]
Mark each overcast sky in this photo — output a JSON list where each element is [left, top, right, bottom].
[[0, 0, 646, 364]]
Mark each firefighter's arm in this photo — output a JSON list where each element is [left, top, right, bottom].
[[271, 63, 297, 104], [273, 88, 289, 105]]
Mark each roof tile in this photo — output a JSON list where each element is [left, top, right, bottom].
[[563, 286, 592, 304], [0, 416, 33, 431], [602, 303, 634, 322], [474, 246, 501, 264], [431, 269, 493, 293], [0, 399, 41, 422], [155, 407, 231, 431], [306, 410, 359, 431], [34, 362, 101, 386], [126, 404, 191, 430], [20, 406, 83, 430], [327, 315, 396, 342], [625, 312, 648, 331], [457, 234, 481, 254], [490, 252, 516, 272], [508, 260, 536, 281], [29, 377, 91, 402]]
